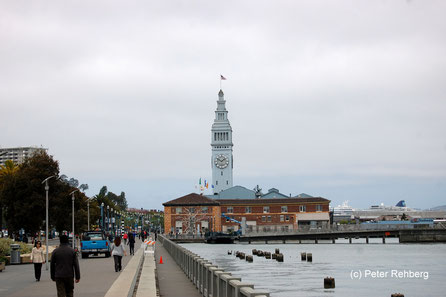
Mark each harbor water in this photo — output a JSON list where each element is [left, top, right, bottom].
[[181, 239, 446, 297]]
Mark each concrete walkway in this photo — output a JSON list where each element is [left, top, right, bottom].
[[0, 239, 142, 297], [155, 243, 201, 297]]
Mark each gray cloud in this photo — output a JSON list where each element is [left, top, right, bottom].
[[1, 0, 445, 208]]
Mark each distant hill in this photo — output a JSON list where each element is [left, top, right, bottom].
[[427, 205, 446, 211]]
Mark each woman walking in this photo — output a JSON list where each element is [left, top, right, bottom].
[[30, 241, 45, 281], [127, 232, 135, 255], [111, 237, 126, 272]]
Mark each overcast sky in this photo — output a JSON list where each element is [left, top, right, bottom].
[[1, 0, 445, 210]]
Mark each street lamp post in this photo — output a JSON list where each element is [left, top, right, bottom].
[[69, 189, 79, 250], [141, 208, 144, 231], [41, 175, 57, 271], [101, 203, 104, 231], [111, 208, 114, 237], [87, 198, 90, 231], [116, 211, 119, 236], [106, 205, 110, 233]]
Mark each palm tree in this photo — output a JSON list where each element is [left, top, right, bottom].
[[0, 160, 19, 177], [0, 160, 19, 232]]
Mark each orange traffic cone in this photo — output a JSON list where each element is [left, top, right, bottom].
[[159, 256, 163, 264]]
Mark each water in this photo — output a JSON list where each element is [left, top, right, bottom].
[[181, 239, 446, 297]]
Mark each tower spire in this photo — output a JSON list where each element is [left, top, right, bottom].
[[211, 87, 233, 194]]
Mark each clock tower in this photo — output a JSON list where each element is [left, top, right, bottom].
[[211, 89, 233, 194]]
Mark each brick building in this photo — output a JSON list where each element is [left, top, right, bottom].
[[163, 192, 330, 234]]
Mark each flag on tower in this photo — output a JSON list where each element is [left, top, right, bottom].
[[220, 75, 227, 80]]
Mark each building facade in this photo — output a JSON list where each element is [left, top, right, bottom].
[[163, 193, 330, 234], [211, 89, 233, 194], [0, 146, 47, 166]]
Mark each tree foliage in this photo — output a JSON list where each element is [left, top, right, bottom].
[[0, 151, 100, 236], [94, 186, 128, 211]]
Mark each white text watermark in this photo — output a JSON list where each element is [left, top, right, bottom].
[[350, 270, 429, 280]]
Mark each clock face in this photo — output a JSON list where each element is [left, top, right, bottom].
[[214, 154, 229, 169]]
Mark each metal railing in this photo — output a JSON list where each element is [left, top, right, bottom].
[[242, 223, 445, 236], [158, 235, 269, 297], [165, 233, 205, 240]]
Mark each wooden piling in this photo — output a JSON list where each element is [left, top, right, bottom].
[[246, 255, 253, 262], [391, 294, 404, 297], [307, 253, 312, 262], [252, 249, 257, 255], [272, 253, 277, 259], [301, 252, 306, 261], [276, 253, 284, 262], [265, 252, 271, 259], [275, 248, 280, 254], [324, 277, 335, 289]]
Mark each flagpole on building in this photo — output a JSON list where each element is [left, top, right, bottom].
[[220, 74, 226, 90]]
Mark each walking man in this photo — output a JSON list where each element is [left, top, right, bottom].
[[51, 235, 80, 297], [127, 232, 135, 255]]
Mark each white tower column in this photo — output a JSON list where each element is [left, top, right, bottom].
[[211, 89, 233, 194]]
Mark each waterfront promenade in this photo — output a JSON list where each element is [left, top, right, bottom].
[[0, 240, 143, 297], [156, 241, 201, 297], [0, 237, 201, 297]]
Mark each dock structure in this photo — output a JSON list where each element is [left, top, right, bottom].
[[238, 228, 446, 244], [158, 235, 270, 297]]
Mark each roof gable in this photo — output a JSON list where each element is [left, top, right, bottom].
[[218, 197, 330, 205], [261, 192, 289, 198], [213, 185, 257, 199], [295, 193, 313, 198], [163, 193, 219, 206]]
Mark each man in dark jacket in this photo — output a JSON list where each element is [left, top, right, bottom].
[[51, 235, 80, 297]]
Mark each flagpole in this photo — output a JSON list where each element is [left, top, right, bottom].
[[220, 75, 222, 90]]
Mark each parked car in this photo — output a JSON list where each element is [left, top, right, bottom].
[[80, 231, 111, 258]]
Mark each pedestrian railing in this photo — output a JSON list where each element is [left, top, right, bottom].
[[242, 223, 444, 236], [158, 235, 269, 297], [165, 233, 205, 240]]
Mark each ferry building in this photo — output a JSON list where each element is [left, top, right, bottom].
[[163, 89, 330, 234]]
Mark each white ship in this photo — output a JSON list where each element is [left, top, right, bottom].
[[332, 201, 354, 222], [367, 200, 415, 212]]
